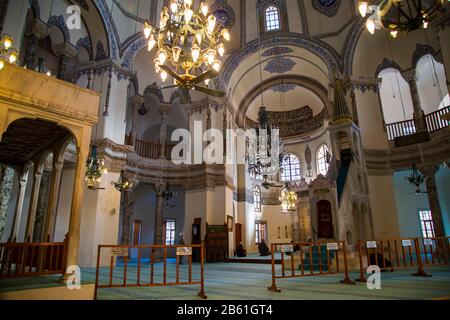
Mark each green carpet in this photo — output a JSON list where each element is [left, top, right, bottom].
[[1, 262, 450, 300]]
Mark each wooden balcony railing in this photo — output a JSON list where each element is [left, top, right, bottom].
[[386, 119, 417, 141], [425, 106, 450, 133], [135, 139, 177, 160], [386, 106, 449, 141]]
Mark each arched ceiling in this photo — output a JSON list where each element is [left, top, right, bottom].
[[246, 84, 324, 122], [224, 45, 331, 117]]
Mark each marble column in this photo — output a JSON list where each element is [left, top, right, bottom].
[[24, 162, 44, 241], [53, 42, 77, 82], [405, 73, 427, 132], [10, 165, 31, 241], [120, 187, 135, 245], [42, 160, 64, 241], [154, 183, 167, 251], [23, 19, 48, 70], [159, 105, 170, 159], [128, 95, 145, 147], [421, 165, 445, 237], [0, 165, 14, 239]]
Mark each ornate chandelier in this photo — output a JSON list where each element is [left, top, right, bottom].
[[143, 0, 229, 101], [113, 171, 139, 192], [407, 164, 425, 187], [279, 184, 297, 213], [0, 34, 19, 70], [85, 145, 107, 191], [246, 106, 285, 183], [358, 0, 444, 38]]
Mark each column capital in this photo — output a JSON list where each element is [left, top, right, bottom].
[[128, 95, 145, 108], [53, 42, 78, 58], [29, 19, 49, 39]]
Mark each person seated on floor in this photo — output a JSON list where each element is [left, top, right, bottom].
[[258, 239, 271, 257], [236, 242, 247, 257]]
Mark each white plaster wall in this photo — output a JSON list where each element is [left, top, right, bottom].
[[393, 170, 429, 238], [184, 190, 207, 244], [367, 174, 400, 239], [436, 166, 450, 237]]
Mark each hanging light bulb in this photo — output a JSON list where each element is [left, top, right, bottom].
[[423, 20, 429, 29], [196, 32, 202, 45], [144, 22, 152, 40], [172, 46, 182, 62], [8, 49, 18, 63], [204, 78, 210, 86], [390, 30, 398, 38], [160, 8, 169, 29], [161, 70, 168, 82], [184, 0, 193, 8], [46, 70, 52, 77], [184, 8, 194, 23], [154, 58, 161, 73], [207, 49, 216, 65], [221, 29, 230, 41], [358, 1, 368, 18], [1, 34, 13, 50], [191, 43, 200, 63], [366, 19, 376, 35], [212, 59, 221, 72], [158, 49, 167, 65], [0, 58, 5, 70], [201, 2, 209, 16], [170, 0, 178, 14], [148, 34, 156, 51], [218, 43, 225, 57], [208, 15, 216, 33]]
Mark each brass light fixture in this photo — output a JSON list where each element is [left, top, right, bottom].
[[0, 34, 19, 70], [113, 171, 139, 192], [143, 0, 229, 102], [85, 145, 107, 191], [357, 0, 445, 38], [279, 184, 297, 213]]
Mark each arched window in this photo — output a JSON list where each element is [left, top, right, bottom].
[[416, 54, 450, 114], [264, 6, 281, 31], [316, 144, 330, 176], [254, 186, 262, 212], [281, 154, 301, 182], [378, 68, 414, 124]]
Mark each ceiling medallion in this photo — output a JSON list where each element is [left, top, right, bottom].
[[312, 0, 341, 17], [143, 0, 229, 103], [358, 0, 444, 38]]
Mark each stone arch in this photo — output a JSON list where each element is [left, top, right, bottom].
[[47, 15, 71, 43], [375, 58, 403, 78]]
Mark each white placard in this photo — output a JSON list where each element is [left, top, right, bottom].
[[367, 241, 377, 249], [326, 243, 339, 251], [424, 239, 434, 246], [402, 240, 412, 247], [111, 248, 128, 257], [177, 247, 193, 256], [281, 245, 294, 253]]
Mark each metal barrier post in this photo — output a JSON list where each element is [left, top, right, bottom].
[[412, 238, 431, 277], [198, 244, 207, 299], [268, 244, 281, 292], [355, 241, 367, 282], [340, 241, 355, 285]]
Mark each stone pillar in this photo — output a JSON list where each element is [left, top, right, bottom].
[[0, 165, 14, 239], [154, 183, 167, 247], [64, 134, 89, 274], [405, 73, 427, 132], [33, 167, 52, 242], [42, 160, 64, 241], [120, 187, 135, 245], [421, 165, 445, 237], [10, 165, 31, 240], [159, 105, 170, 159], [53, 42, 77, 82], [128, 95, 145, 147], [23, 19, 48, 70], [24, 162, 44, 241]]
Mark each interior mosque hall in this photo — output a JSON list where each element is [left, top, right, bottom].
[[0, 0, 450, 302]]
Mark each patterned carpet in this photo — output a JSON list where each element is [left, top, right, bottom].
[[1, 262, 450, 300]]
